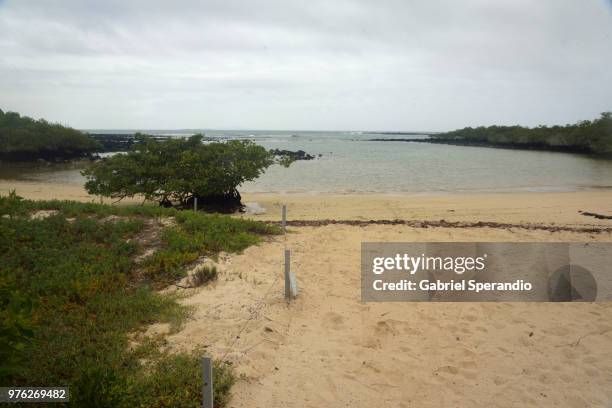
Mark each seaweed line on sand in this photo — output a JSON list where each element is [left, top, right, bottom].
[[268, 219, 612, 234]]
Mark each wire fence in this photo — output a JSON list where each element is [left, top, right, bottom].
[[218, 204, 291, 363]]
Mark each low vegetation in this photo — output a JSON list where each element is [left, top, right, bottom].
[[190, 265, 218, 287], [0, 192, 280, 407], [144, 211, 278, 285], [432, 112, 612, 155], [0, 109, 100, 161]]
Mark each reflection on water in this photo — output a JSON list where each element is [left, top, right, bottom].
[[0, 160, 92, 185], [2, 130, 612, 194]]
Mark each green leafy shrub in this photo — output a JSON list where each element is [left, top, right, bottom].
[[82, 134, 294, 211]]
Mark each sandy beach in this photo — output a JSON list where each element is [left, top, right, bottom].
[[3, 179, 612, 226], [158, 224, 612, 408], [5, 179, 611, 407]]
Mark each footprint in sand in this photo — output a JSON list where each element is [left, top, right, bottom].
[[459, 348, 477, 359], [400, 326, 421, 336], [459, 360, 477, 370], [543, 326, 570, 336], [582, 355, 597, 364], [436, 365, 459, 375], [492, 321, 506, 329], [375, 320, 399, 336], [322, 311, 345, 330], [493, 376, 509, 386], [538, 373, 554, 385], [362, 337, 381, 349]]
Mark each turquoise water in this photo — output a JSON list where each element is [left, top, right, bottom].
[[2, 129, 612, 194]]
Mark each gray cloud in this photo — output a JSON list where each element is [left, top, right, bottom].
[[0, 0, 611, 130]]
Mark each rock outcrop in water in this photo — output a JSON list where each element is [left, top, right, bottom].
[[269, 149, 316, 161]]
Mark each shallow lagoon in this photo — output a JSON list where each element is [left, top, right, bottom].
[[2, 130, 612, 194]]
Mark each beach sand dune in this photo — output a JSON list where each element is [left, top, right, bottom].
[[163, 225, 612, 408]]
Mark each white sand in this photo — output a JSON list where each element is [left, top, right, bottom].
[[163, 224, 612, 408]]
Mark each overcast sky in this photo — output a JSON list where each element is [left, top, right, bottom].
[[1, 0, 611, 131]]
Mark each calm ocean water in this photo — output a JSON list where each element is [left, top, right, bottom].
[[3, 129, 612, 194]]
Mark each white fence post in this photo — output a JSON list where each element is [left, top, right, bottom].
[[202, 357, 213, 408], [284, 249, 291, 299]]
